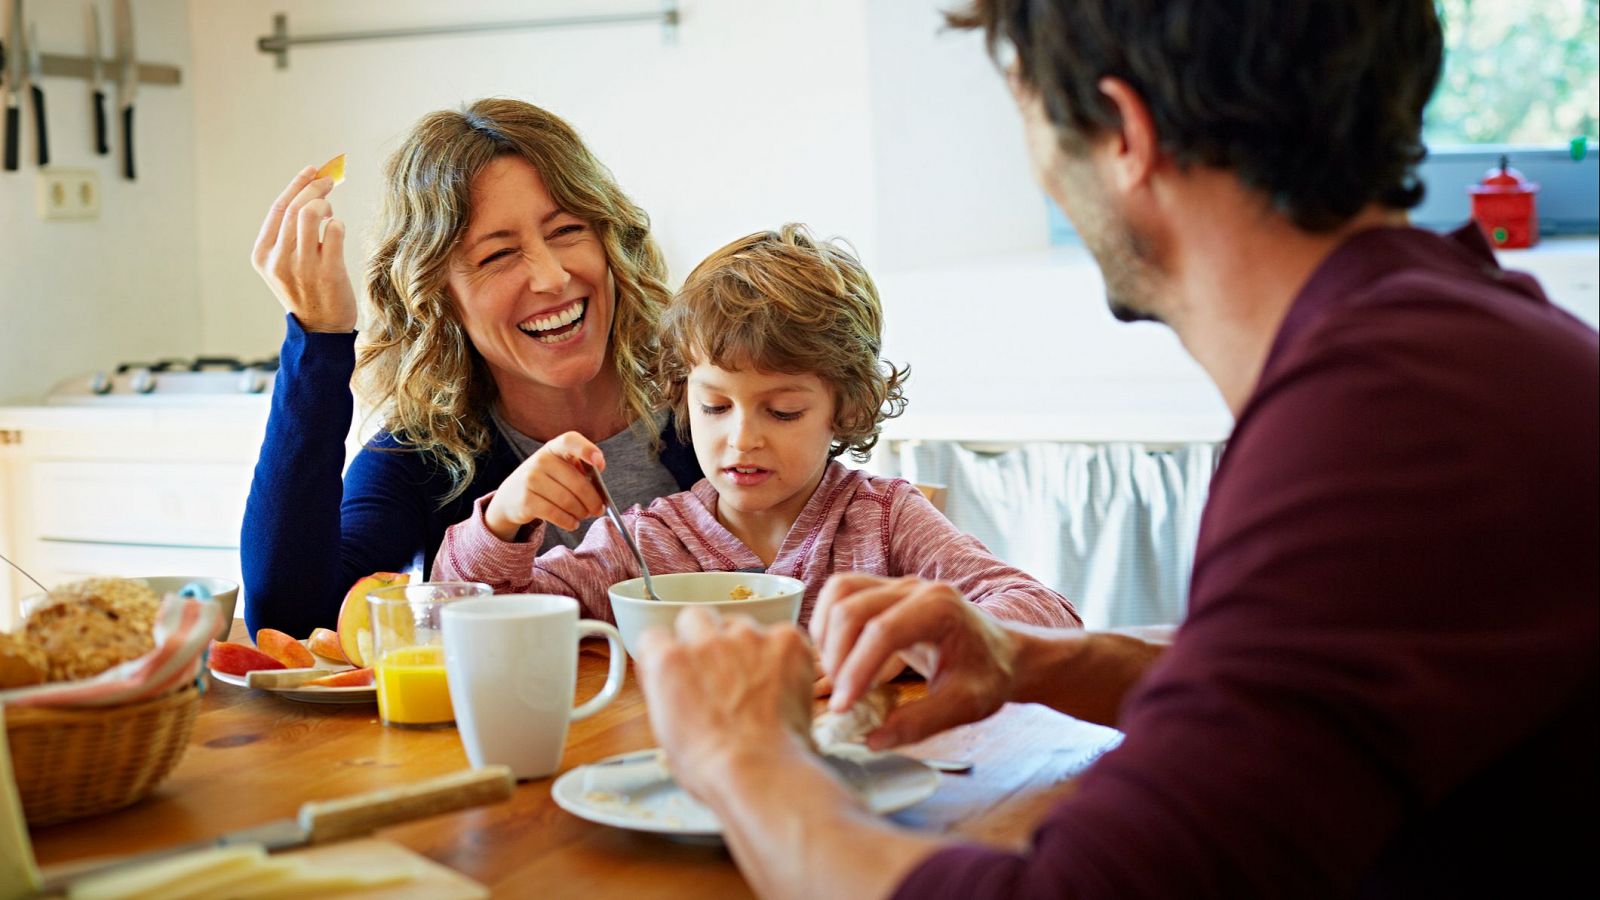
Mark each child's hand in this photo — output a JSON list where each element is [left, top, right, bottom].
[[484, 431, 606, 541]]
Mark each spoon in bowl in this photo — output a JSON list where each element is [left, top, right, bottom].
[[583, 461, 662, 602], [0, 549, 49, 594]]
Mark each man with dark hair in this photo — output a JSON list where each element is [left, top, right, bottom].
[[635, 1, 1598, 897]]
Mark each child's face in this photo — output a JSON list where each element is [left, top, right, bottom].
[[687, 361, 837, 524]]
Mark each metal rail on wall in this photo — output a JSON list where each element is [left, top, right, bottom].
[[256, 1, 680, 69]]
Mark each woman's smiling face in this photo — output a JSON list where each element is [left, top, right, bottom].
[[446, 155, 616, 396]]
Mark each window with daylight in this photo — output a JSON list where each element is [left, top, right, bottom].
[[1046, 1, 1599, 241], [1412, 0, 1600, 233]]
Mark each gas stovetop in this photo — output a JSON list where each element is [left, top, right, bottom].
[[46, 356, 280, 406]]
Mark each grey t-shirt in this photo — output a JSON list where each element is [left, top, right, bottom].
[[489, 407, 683, 552]]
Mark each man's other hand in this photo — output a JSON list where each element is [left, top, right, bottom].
[[636, 607, 816, 800]]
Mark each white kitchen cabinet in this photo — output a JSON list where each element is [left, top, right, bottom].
[[0, 404, 269, 628]]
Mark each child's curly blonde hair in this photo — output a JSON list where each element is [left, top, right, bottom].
[[658, 224, 909, 462]]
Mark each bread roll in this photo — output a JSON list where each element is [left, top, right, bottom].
[[23, 577, 161, 681], [0, 631, 47, 689]]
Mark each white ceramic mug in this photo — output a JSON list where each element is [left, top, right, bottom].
[[441, 594, 626, 780]]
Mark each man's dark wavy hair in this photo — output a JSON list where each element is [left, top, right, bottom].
[[948, 1, 1444, 232]]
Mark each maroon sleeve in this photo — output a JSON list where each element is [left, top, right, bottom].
[[893, 289, 1599, 899]]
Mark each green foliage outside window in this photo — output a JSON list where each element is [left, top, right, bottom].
[[1426, 0, 1599, 146]]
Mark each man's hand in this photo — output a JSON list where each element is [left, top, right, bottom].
[[812, 649, 907, 698], [636, 608, 817, 802], [483, 432, 606, 540], [811, 574, 1021, 750]]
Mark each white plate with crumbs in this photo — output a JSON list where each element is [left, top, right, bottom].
[[552, 745, 939, 838]]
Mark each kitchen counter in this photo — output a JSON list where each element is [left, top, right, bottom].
[[873, 235, 1597, 445], [0, 404, 272, 625]]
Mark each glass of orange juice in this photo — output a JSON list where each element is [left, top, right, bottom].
[[367, 581, 491, 728]]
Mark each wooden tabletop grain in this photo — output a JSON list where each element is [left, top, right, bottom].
[[29, 623, 1122, 897]]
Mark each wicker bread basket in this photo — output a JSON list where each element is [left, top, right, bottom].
[[4, 685, 200, 826]]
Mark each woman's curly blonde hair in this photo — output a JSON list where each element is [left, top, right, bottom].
[[658, 224, 908, 462], [359, 98, 670, 504]]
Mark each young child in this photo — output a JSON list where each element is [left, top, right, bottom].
[[433, 224, 1080, 631]]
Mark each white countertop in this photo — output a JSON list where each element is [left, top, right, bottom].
[[874, 236, 1597, 445]]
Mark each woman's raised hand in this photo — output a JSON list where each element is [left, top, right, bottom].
[[485, 432, 608, 541], [251, 167, 358, 333]]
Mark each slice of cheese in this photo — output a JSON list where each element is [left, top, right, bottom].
[[67, 844, 267, 900], [315, 153, 347, 186], [66, 843, 413, 900], [221, 859, 413, 899]]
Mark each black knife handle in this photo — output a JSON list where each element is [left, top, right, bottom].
[[93, 89, 109, 155], [3, 104, 17, 171], [30, 84, 47, 167], [121, 104, 134, 180]]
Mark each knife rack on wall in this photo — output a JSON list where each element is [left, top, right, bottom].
[[37, 55, 179, 86]]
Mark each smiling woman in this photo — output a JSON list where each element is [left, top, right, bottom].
[[241, 99, 702, 640]]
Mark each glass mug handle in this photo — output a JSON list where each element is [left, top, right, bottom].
[[572, 620, 626, 720]]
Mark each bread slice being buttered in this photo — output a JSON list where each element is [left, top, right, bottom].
[[812, 684, 898, 749]]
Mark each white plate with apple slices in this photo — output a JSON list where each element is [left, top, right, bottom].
[[208, 641, 376, 705]]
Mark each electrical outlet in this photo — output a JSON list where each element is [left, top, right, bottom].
[[37, 168, 102, 221]]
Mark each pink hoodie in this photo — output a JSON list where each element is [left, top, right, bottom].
[[434, 461, 1080, 629]]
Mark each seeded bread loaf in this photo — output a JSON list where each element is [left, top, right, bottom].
[[0, 631, 48, 689], [22, 577, 161, 681]]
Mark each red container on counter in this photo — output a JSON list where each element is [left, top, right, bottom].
[[1469, 155, 1539, 249]]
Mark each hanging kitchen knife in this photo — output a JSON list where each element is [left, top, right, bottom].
[[38, 765, 515, 894], [88, 1, 107, 154], [113, 0, 134, 179], [2, 0, 21, 171], [24, 19, 46, 166]]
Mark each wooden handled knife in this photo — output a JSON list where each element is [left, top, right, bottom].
[[2, 0, 22, 171], [24, 20, 46, 167], [112, 0, 135, 179], [88, 2, 108, 155], [38, 765, 515, 894]]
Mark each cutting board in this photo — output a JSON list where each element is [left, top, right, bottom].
[[277, 838, 486, 899]]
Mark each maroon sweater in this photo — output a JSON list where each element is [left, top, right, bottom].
[[893, 225, 1599, 899]]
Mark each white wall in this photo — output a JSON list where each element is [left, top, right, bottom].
[[16, 1, 1585, 428], [0, 0, 198, 404], [864, 0, 1048, 270], [189, 0, 881, 359]]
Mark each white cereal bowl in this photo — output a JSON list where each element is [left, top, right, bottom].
[[608, 571, 805, 660], [136, 576, 241, 641]]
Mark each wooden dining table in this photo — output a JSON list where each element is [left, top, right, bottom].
[[29, 622, 1123, 898]]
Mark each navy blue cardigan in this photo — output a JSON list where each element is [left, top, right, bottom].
[[240, 316, 702, 638]]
